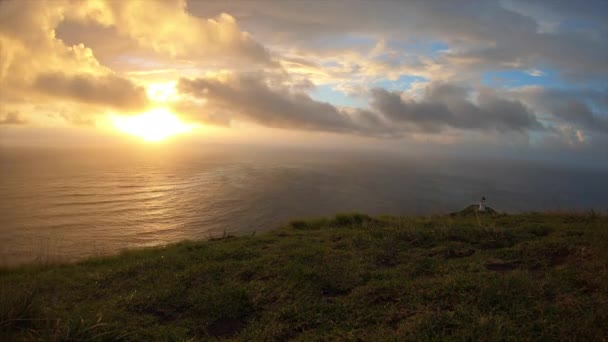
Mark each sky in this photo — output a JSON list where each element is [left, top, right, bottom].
[[0, 0, 607, 163]]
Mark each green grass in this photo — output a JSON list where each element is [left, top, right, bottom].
[[1, 212, 607, 340]]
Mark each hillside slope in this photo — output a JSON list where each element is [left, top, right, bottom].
[[1, 212, 607, 340]]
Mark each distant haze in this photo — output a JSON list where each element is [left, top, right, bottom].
[[1, 145, 606, 265]]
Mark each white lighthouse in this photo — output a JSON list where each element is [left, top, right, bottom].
[[479, 196, 486, 212]]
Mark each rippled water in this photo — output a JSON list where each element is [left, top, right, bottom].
[[1, 146, 607, 265]]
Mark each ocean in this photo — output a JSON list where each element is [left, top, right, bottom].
[[1, 145, 607, 265]]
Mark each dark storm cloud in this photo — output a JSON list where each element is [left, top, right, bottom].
[[370, 83, 544, 133], [177, 74, 390, 135], [33, 73, 149, 111]]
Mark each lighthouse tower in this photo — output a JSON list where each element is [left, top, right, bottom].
[[479, 196, 486, 212]]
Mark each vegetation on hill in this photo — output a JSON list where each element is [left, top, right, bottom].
[[1, 212, 607, 340]]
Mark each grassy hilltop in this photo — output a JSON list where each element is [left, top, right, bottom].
[[1, 212, 607, 340]]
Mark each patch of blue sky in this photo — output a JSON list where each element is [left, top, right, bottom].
[[429, 41, 450, 55], [558, 18, 603, 34], [372, 75, 428, 92], [387, 40, 449, 57], [591, 104, 607, 120], [483, 68, 607, 92], [310, 85, 367, 108], [482, 69, 557, 88]]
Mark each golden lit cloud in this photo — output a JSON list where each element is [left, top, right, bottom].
[[78, 0, 272, 64], [0, 0, 146, 121], [0, 0, 272, 130]]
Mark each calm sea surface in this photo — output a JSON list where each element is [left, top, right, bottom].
[[1, 146, 607, 265]]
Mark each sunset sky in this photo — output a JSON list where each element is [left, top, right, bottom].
[[0, 0, 606, 162]]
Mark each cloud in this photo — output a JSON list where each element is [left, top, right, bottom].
[[190, 0, 608, 81], [62, 0, 273, 66], [0, 111, 27, 125], [34, 72, 148, 111], [0, 0, 273, 125], [526, 69, 545, 77], [177, 73, 390, 135], [552, 101, 608, 133], [0, 0, 605, 162], [511, 86, 608, 134], [176, 73, 548, 139], [0, 0, 138, 115], [370, 83, 544, 133]]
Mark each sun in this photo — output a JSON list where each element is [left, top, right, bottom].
[[111, 108, 193, 142]]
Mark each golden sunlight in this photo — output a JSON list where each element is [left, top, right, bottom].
[[111, 108, 193, 142], [147, 82, 177, 103]]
